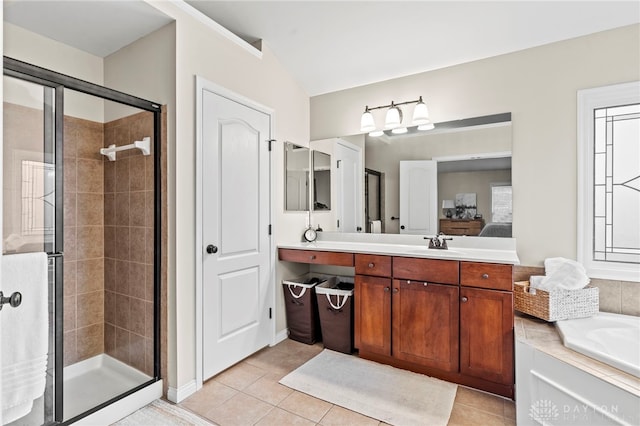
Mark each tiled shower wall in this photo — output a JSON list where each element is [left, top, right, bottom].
[[62, 111, 155, 374], [103, 111, 155, 376], [63, 116, 105, 366]]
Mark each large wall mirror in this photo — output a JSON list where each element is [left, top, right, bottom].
[[284, 142, 310, 211], [316, 113, 513, 237]]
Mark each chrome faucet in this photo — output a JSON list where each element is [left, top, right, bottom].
[[424, 233, 453, 250]]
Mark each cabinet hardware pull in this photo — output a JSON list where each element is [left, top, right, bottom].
[[461, 296, 468, 302], [368, 262, 375, 268], [482, 273, 489, 279], [406, 280, 411, 284], [384, 287, 390, 292], [423, 282, 428, 286], [310, 255, 316, 260], [393, 288, 398, 293]]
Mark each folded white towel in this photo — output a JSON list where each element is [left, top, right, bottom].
[[530, 257, 590, 291], [1, 252, 49, 424], [529, 275, 546, 290]]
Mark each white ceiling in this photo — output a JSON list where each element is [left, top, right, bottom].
[[3, 0, 173, 57], [4, 1, 639, 96], [185, 1, 640, 95]]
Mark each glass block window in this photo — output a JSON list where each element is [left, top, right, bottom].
[[592, 104, 640, 264]]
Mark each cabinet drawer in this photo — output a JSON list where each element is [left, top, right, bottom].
[[393, 257, 459, 285], [278, 248, 354, 266], [460, 262, 512, 291], [355, 254, 392, 277]]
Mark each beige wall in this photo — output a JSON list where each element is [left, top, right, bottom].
[[144, 2, 310, 391], [4, 23, 105, 123], [439, 169, 512, 222], [311, 24, 640, 267]]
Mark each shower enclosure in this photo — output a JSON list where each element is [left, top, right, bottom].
[[2, 57, 162, 424]]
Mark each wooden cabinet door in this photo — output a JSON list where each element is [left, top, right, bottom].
[[355, 275, 391, 356], [460, 287, 514, 385], [392, 280, 459, 372]]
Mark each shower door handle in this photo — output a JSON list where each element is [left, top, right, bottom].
[[0, 291, 22, 311]]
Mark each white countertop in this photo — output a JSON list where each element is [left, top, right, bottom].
[[278, 233, 520, 265]]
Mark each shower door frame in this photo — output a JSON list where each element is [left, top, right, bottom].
[[3, 56, 162, 424]]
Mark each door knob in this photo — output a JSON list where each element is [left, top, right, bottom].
[[206, 244, 218, 254], [400, 225, 405, 230], [0, 291, 22, 311]]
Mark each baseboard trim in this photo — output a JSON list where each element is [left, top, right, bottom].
[[167, 379, 197, 403], [272, 328, 288, 346]]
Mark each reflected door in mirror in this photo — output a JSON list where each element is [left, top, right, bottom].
[[399, 160, 437, 235]]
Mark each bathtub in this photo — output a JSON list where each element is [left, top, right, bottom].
[[556, 312, 640, 378]]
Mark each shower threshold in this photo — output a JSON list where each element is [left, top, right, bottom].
[[63, 354, 152, 421]]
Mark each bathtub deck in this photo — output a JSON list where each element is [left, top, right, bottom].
[[515, 312, 640, 397]]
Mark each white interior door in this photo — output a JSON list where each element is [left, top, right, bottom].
[[399, 160, 438, 235], [335, 141, 362, 232], [201, 88, 271, 380]]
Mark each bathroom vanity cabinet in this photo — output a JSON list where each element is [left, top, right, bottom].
[[459, 262, 514, 386], [356, 255, 460, 374], [278, 247, 515, 398]]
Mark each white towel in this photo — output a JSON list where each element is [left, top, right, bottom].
[[1, 252, 49, 424], [530, 257, 590, 291], [370, 220, 382, 234]]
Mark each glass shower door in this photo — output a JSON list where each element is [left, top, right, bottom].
[[2, 74, 59, 425]]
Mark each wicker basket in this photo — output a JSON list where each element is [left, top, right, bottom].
[[514, 281, 599, 322]]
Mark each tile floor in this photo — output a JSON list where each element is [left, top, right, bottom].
[[179, 339, 516, 426]]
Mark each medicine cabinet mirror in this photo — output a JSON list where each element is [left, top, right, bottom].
[[284, 142, 310, 211]]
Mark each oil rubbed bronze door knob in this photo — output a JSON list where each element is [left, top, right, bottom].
[[0, 291, 22, 311], [206, 244, 218, 254]]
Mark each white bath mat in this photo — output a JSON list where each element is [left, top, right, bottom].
[[112, 399, 214, 425], [280, 349, 457, 426]]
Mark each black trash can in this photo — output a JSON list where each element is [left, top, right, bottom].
[[282, 273, 324, 344], [315, 277, 354, 354]]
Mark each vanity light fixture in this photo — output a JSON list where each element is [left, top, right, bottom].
[[385, 102, 403, 129], [411, 96, 430, 125], [359, 96, 433, 136], [360, 106, 376, 132]]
